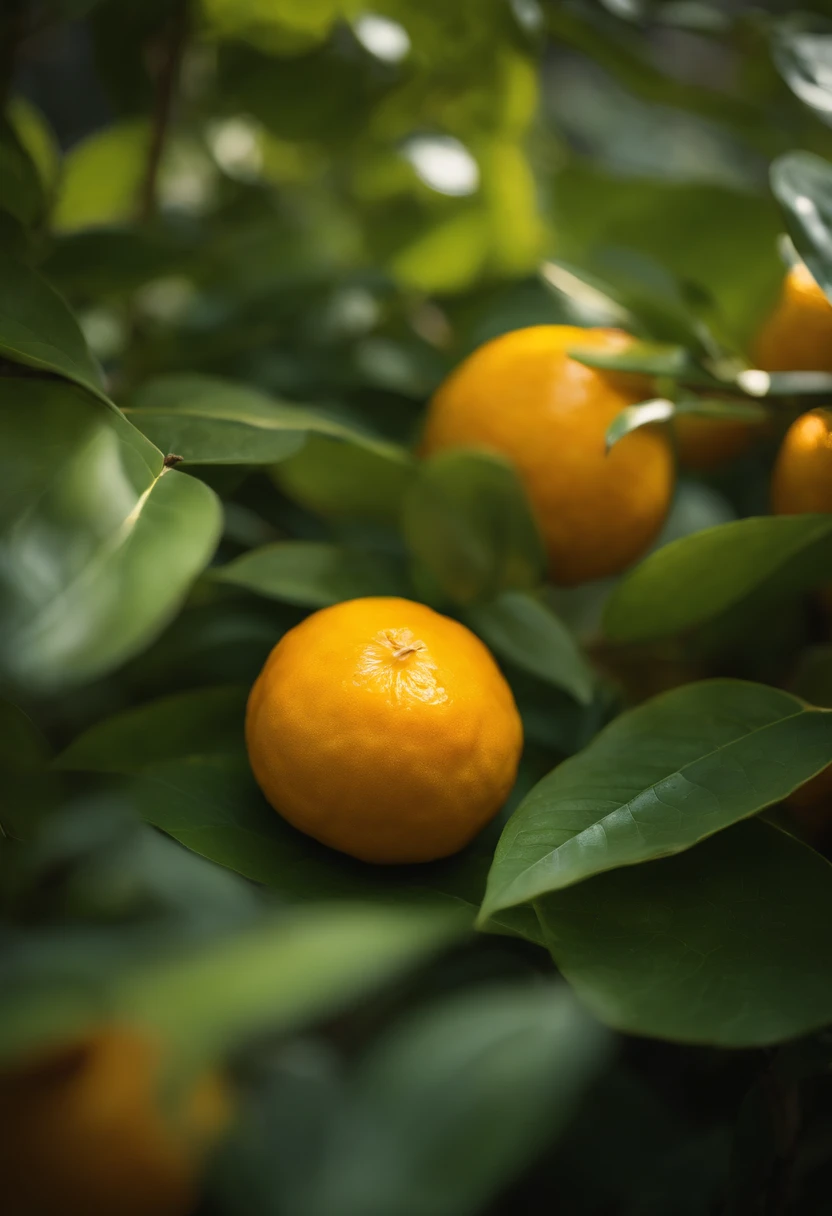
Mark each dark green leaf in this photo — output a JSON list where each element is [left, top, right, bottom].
[[757, 370, 832, 396], [538, 820, 832, 1046], [569, 342, 696, 380], [480, 679, 832, 924], [603, 515, 832, 644], [771, 152, 832, 301], [0, 378, 222, 689], [606, 397, 767, 451], [273, 433, 414, 523], [125, 374, 406, 465], [214, 542, 411, 608], [56, 686, 248, 774], [403, 450, 545, 607], [464, 590, 595, 705], [0, 255, 111, 407], [0, 117, 43, 227], [297, 983, 610, 1216]]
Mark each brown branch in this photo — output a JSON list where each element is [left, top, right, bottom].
[[137, 0, 190, 222]]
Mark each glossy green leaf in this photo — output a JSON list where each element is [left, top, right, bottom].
[[0, 902, 466, 1069], [0, 378, 222, 689], [605, 399, 674, 450], [538, 819, 832, 1046], [480, 680, 832, 925], [771, 152, 832, 301], [125, 374, 404, 464], [298, 983, 610, 1216], [0, 255, 111, 406], [568, 342, 698, 381], [214, 542, 410, 608], [606, 397, 767, 451], [403, 450, 545, 607], [603, 515, 832, 644], [56, 686, 248, 773], [763, 370, 832, 396], [464, 590, 595, 705]]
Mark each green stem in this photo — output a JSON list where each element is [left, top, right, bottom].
[[137, 0, 190, 222]]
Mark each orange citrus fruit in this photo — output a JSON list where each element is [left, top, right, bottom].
[[246, 597, 523, 863], [421, 325, 674, 585], [771, 409, 832, 515], [755, 262, 832, 372], [0, 1029, 229, 1216]]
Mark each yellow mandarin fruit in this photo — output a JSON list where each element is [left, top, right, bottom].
[[0, 1028, 229, 1216], [755, 262, 832, 372], [771, 409, 832, 515], [673, 411, 759, 471], [246, 597, 523, 863], [421, 326, 674, 585]]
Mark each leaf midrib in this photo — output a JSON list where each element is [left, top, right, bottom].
[[484, 703, 818, 918]]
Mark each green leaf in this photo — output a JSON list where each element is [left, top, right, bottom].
[[56, 686, 249, 774], [568, 342, 697, 380], [0, 902, 466, 1069], [759, 370, 832, 396], [606, 397, 767, 451], [0, 378, 222, 689], [771, 152, 832, 301], [537, 819, 832, 1046], [0, 254, 111, 406], [203, 0, 341, 53], [214, 541, 410, 608], [8, 97, 60, 199], [605, 399, 674, 450], [403, 450, 545, 607], [464, 590, 595, 705], [603, 515, 832, 644], [297, 983, 610, 1216], [273, 433, 414, 523], [479, 679, 832, 925], [772, 15, 832, 129], [53, 120, 150, 233], [0, 115, 43, 226], [123, 748, 540, 944], [125, 374, 405, 464]]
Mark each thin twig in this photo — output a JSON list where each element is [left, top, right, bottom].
[[137, 0, 190, 222]]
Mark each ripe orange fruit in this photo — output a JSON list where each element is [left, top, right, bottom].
[[755, 262, 832, 372], [673, 411, 758, 471], [771, 409, 832, 515], [421, 326, 674, 585], [0, 1029, 229, 1216], [246, 597, 523, 863]]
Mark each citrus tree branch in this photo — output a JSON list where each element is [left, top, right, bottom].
[[137, 0, 190, 222]]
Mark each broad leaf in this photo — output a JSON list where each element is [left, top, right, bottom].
[[605, 399, 674, 450], [606, 397, 767, 452], [771, 152, 832, 301], [214, 542, 411, 608], [0, 255, 111, 407], [0, 378, 222, 688], [403, 450, 545, 606], [568, 342, 697, 380], [296, 983, 610, 1216], [538, 819, 832, 1046], [0, 902, 465, 1069], [53, 119, 150, 233], [126, 374, 405, 464], [273, 433, 414, 522], [603, 515, 832, 643], [56, 686, 249, 773], [479, 680, 832, 924], [464, 590, 595, 705], [772, 15, 832, 128]]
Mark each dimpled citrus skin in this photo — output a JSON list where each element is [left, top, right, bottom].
[[756, 263, 832, 372], [0, 1028, 229, 1216], [421, 326, 674, 585], [771, 410, 832, 515], [246, 597, 523, 864]]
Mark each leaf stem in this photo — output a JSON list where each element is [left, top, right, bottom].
[[137, 0, 190, 222]]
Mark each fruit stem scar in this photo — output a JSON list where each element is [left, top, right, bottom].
[[393, 642, 425, 659]]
